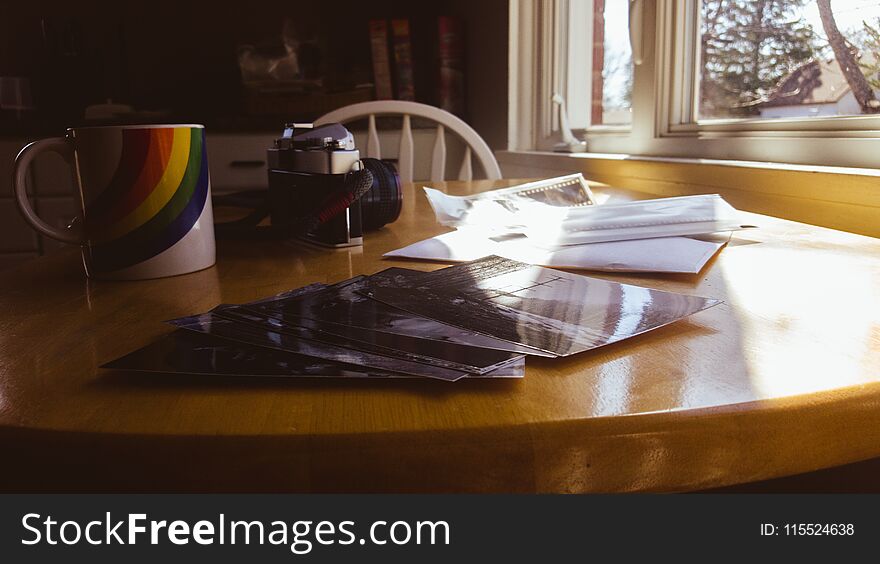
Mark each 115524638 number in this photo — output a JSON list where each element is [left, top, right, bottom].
[[785, 523, 853, 536]]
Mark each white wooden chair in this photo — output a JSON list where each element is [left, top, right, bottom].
[[315, 100, 502, 183]]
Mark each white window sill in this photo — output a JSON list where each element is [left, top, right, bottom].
[[496, 150, 880, 178]]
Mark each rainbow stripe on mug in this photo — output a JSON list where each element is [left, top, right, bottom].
[[81, 126, 210, 273]]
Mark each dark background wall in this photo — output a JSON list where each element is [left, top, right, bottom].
[[0, 0, 509, 148]]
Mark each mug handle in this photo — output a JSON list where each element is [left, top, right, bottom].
[[13, 137, 84, 244]]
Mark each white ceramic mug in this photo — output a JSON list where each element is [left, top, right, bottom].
[[13, 124, 215, 279]]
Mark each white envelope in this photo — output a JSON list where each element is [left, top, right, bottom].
[[384, 230, 727, 274], [424, 183, 748, 245]]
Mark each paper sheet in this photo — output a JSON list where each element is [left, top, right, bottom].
[[384, 230, 726, 274], [424, 183, 748, 245]]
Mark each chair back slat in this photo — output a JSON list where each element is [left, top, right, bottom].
[[430, 124, 447, 182], [458, 146, 473, 181], [366, 114, 381, 159], [398, 114, 415, 183], [315, 101, 502, 182]]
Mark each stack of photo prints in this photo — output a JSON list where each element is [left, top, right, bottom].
[[105, 256, 720, 381]]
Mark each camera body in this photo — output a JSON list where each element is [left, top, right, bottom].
[[267, 122, 403, 247], [267, 123, 365, 247]]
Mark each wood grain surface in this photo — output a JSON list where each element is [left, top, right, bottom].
[[1, 179, 879, 492]]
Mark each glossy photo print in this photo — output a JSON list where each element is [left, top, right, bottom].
[[167, 313, 473, 381], [102, 329, 525, 379], [248, 272, 552, 356], [213, 304, 525, 375], [364, 256, 720, 356]]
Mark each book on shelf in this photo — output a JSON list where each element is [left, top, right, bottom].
[[437, 16, 465, 116], [369, 19, 393, 100], [391, 18, 415, 101]]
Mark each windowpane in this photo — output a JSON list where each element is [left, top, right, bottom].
[[593, 0, 633, 125], [699, 0, 880, 120]]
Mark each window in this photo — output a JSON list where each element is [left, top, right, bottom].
[[596, 0, 634, 125], [511, 0, 880, 169], [700, 0, 880, 120]]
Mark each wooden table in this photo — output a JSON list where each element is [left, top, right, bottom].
[[2, 179, 879, 493]]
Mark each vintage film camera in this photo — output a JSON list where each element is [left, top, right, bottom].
[[267, 123, 402, 247]]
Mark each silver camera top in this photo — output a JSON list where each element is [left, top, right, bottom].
[[273, 122, 355, 151]]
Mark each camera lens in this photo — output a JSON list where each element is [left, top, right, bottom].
[[359, 158, 403, 230]]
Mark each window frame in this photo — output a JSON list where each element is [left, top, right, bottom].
[[510, 0, 880, 169]]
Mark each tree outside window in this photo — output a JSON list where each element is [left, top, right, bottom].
[[699, 0, 880, 120]]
